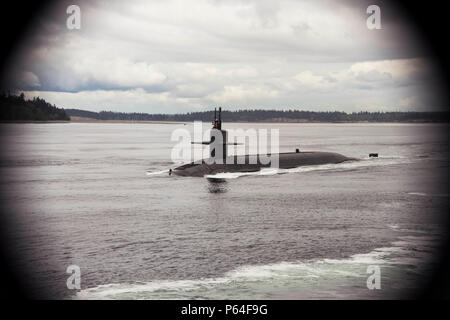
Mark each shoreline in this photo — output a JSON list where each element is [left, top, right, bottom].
[[1, 120, 448, 124], [0, 120, 186, 124]]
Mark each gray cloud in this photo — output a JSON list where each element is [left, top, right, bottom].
[[3, 0, 446, 112]]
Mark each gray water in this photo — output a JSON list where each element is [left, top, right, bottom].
[[0, 122, 448, 299]]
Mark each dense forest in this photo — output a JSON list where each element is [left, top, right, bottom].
[[0, 93, 70, 121], [66, 108, 450, 123], [1, 91, 447, 123]]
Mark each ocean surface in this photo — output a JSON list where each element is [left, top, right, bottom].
[[0, 122, 448, 299]]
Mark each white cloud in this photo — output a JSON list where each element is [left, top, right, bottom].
[[294, 71, 331, 89], [23, 89, 172, 113], [293, 58, 433, 91], [70, 58, 167, 89], [206, 85, 279, 104], [7, 0, 444, 112], [347, 58, 429, 85], [399, 96, 419, 108]]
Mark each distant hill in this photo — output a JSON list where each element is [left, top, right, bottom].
[[0, 93, 69, 121], [65, 108, 450, 123]]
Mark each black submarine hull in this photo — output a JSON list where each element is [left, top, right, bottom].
[[173, 151, 354, 177]]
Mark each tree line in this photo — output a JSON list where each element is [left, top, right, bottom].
[[0, 92, 70, 121], [2, 93, 448, 122], [65, 108, 449, 123]]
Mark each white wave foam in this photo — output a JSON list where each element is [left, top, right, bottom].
[[407, 192, 450, 198], [76, 278, 230, 300], [76, 233, 436, 300], [407, 192, 427, 196], [361, 155, 406, 160], [146, 160, 191, 176], [320, 246, 403, 265], [387, 223, 441, 236], [205, 156, 411, 180], [146, 169, 169, 176], [205, 168, 279, 179]]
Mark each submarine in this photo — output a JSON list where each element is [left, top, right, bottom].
[[172, 107, 355, 177]]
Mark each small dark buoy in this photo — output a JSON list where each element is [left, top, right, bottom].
[[296, 148, 300, 153], [369, 153, 378, 158], [169, 169, 172, 175]]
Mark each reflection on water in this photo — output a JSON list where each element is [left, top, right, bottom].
[[207, 180, 228, 193]]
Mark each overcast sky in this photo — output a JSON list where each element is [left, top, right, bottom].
[[4, 0, 447, 113]]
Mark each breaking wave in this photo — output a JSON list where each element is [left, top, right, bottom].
[[75, 227, 438, 300]]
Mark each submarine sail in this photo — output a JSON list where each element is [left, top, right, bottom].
[[174, 108, 354, 177]]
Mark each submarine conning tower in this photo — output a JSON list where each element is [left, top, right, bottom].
[[174, 107, 356, 177], [211, 107, 227, 162]]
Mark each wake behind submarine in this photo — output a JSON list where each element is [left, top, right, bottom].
[[172, 108, 355, 177]]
